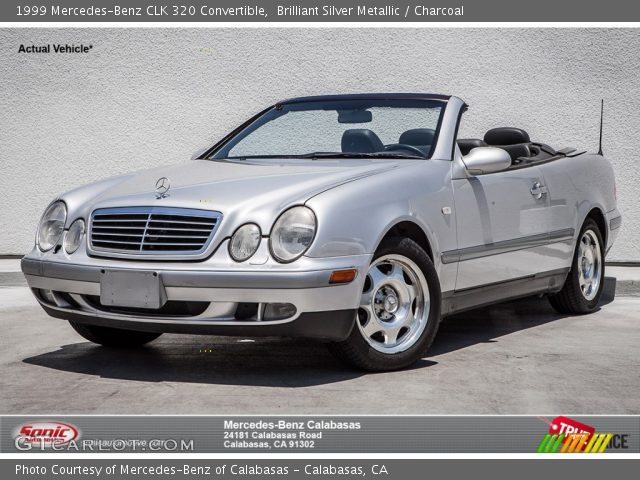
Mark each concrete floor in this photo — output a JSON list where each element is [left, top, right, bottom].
[[1, 283, 639, 414]]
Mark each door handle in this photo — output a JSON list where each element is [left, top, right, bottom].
[[530, 182, 548, 199]]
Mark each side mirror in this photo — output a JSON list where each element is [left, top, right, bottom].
[[190, 147, 209, 161], [462, 147, 511, 175]]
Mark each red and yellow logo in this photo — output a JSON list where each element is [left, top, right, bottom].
[[537, 416, 622, 453]]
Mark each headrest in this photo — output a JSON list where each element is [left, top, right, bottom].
[[399, 128, 436, 147], [341, 129, 385, 154], [457, 138, 488, 156], [484, 127, 530, 146]]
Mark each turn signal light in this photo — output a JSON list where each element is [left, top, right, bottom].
[[329, 269, 357, 284]]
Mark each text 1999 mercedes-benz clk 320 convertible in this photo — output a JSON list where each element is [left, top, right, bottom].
[[22, 94, 621, 370]]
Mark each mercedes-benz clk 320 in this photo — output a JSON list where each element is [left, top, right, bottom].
[[22, 94, 621, 371]]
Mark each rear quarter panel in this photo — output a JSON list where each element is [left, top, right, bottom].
[[539, 153, 617, 268]]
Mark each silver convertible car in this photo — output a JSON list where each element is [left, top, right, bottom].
[[22, 94, 621, 371]]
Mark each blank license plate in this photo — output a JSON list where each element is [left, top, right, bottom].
[[100, 270, 166, 309]]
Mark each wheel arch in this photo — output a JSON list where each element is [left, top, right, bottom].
[[376, 220, 434, 261], [585, 206, 607, 248]]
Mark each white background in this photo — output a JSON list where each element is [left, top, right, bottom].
[[1, 28, 637, 260]]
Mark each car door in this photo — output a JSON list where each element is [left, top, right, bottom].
[[536, 157, 579, 272], [450, 164, 551, 291]]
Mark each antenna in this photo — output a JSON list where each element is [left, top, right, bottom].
[[597, 99, 604, 156]]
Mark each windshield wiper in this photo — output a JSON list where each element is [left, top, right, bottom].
[[299, 152, 376, 159], [372, 152, 425, 159], [300, 152, 424, 160], [226, 152, 425, 161], [226, 155, 306, 160]]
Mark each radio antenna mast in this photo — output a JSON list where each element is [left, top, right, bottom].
[[597, 99, 604, 156]]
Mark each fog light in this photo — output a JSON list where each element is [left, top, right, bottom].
[[329, 269, 357, 284], [263, 303, 296, 321]]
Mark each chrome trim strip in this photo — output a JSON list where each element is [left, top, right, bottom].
[[440, 267, 571, 316], [610, 216, 622, 231], [441, 228, 575, 264], [548, 227, 576, 242], [87, 206, 223, 261], [442, 267, 571, 295]]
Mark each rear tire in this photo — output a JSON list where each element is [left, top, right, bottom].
[[548, 218, 605, 314], [69, 321, 162, 347], [329, 237, 441, 371]]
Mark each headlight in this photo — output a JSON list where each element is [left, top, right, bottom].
[[37, 201, 67, 252], [229, 223, 261, 262], [270, 206, 316, 263], [63, 219, 85, 254]]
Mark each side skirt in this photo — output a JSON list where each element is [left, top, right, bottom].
[[441, 268, 570, 317]]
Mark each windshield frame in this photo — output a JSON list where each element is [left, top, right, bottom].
[[203, 95, 449, 161]]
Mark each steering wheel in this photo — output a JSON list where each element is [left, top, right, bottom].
[[384, 144, 425, 157]]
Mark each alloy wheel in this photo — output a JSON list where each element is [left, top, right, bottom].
[[577, 229, 602, 301], [357, 254, 430, 354]]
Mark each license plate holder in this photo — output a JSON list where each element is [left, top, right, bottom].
[[100, 269, 166, 309]]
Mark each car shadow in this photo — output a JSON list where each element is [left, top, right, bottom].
[[431, 301, 553, 357], [23, 336, 361, 387], [432, 276, 616, 356], [22, 277, 617, 387], [21, 336, 437, 387]]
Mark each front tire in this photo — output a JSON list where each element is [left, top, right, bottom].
[[329, 237, 441, 371], [69, 321, 162, 347], [548, 218, 605, 314]]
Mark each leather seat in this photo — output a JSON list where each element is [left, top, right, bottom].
[[341, 129, 385, 154], [399, 128, 435, 154], [499, 144, 531, 162], [483, 127, 531, 162], [457, 138, 487, 156], [484, 127, 530, 145]]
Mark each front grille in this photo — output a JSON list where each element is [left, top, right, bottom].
[[89, 207, 222, 258]]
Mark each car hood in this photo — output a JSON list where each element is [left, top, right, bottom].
[[62, 157, 414, 233]]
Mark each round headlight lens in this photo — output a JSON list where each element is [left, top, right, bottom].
[[270, 206, 316, 263], [229, 223, 261, 262], [37, 201, 67, 252], [64, 219, 85, 254]]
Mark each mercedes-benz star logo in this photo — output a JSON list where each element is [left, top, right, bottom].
[[155, 177, 171, 199]]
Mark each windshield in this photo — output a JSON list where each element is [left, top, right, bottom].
[[209, 99, 446, 160]]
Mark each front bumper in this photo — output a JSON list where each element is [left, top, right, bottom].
[[22, 255, 368, 341]]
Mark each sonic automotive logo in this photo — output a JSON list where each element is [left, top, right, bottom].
[[537, 416, 628, 453], [14, 421, 79, 449]]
